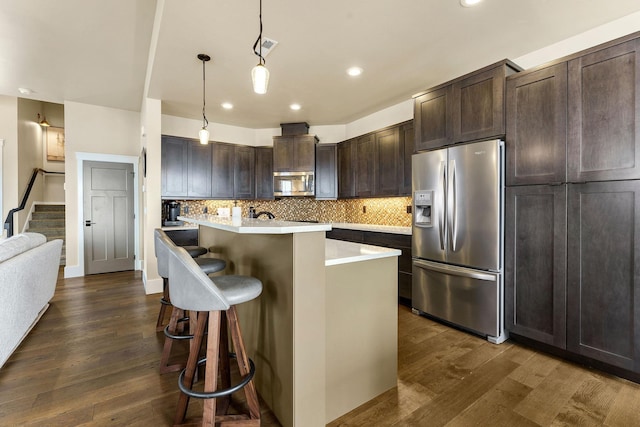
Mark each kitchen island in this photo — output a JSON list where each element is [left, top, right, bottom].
[[178, 214, 400, 426]]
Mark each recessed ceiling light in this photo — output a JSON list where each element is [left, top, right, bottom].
[[221, 102, 233, 110], [290, 103, 301, 111], [347, 67, 363, 77], [460, 0, 482, 7], [18, 87, 33, 95]]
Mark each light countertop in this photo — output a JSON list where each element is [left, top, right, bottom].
[[325, 238, 401, 266], [178, 214, 331, 234], [331, 223, 412, 235]]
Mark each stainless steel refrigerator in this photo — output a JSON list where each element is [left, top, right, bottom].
[[412, 139, 506, 343]]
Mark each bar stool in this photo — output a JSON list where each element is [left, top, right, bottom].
[[154, 229, 226, 374], [167, 244, 262, 426], [156, 236, 220, 332], [183, 245, 207, 258]]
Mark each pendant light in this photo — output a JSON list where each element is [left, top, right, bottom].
[[37, 113, 50, 127], [198, 53, 211, 144], [251, 0, 269, 94]]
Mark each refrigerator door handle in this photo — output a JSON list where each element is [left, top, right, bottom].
[[438, 160, 446, 250], [447, 159, 458, 251], [413, 258, 497, 282]]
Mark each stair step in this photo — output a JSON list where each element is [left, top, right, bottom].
[[32, 212, 65, 220], [30, 204, 66, 266], [34, 204, 65, 212], [29, 219, 65, 228]]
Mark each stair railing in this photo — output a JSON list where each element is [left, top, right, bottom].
[[3, 168, 65, 238]]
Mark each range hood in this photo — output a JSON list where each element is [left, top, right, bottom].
[[273, 122, 318, 197]]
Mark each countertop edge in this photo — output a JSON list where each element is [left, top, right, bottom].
[[178, 215, 332, 234], [325, 239, 401, 266], [331, 223, 412, 235]]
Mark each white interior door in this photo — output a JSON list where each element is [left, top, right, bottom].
[[83, 160, 134, 274]]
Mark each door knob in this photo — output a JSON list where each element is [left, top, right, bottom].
[[85, 220, 95, 227]]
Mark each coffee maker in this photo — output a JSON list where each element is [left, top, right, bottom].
[[162, 201, 183, 226]]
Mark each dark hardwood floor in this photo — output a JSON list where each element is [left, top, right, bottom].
[[1, 269, 640, 426]]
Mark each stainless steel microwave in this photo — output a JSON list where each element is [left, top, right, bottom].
[[273, 171, 315, 197]]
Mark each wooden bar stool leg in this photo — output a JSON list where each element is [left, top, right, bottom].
[[174, 311, 208, 425], [160, 306, 185, 374], [202, 311, 222, 426], [217, 311, 231, 416], [227, 306, 261, 421], [156, 278, 170, 332]]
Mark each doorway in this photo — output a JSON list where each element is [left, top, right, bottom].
[[83, 160, 134, 274]]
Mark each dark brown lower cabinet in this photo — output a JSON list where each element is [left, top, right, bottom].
[[567, 180, 640, 371], [507, 180, 640, 374], [505, 185, 567, 348]]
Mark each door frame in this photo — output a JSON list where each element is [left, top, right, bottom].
[[72, 152, 140, 277]]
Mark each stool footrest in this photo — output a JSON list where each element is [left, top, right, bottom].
[[164, 324, 194, 341], [160, 297, 171, 306], [177, 354, 256, 400]]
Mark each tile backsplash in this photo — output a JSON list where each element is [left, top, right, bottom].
[[174, 197, 412, 227]]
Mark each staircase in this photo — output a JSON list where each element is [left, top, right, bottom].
[[28, 204, 66, 265]]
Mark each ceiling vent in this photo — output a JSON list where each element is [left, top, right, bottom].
[[260, 37, 278, 58]]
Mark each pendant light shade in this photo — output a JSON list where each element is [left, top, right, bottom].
[[251, 63, 269, 95], [199, 127, 209, 145], [252, 0, 269, 94], [197, 53, 211, 144]]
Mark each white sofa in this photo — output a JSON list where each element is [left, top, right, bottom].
[[0, 232, 62, 369]]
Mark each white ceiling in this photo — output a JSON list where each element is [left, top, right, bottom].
[[2, 0, 640, 129]]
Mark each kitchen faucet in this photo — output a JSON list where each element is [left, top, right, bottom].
[[254, 211, 275, 219]]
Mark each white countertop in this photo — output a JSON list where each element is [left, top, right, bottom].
[[325, 239, 401, 266], [178, 214, 332, 234], [161, 225, 198, 231], [331, 223, 412, 235]]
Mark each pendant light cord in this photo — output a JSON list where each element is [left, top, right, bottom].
[[201, 57, 208, 129], [252, 0, 264, 65]]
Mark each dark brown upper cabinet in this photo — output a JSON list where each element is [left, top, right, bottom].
[[161, 136, 188, 198], [452, 63, 515, 143], [234, 145, 255, 200], [316, 144, 337, 200], [414, 86, 453, 151], [255, 146, 274, 200], [187, 142, 213, 198], [414, 60, 521, 152], [338, 139, 356, 199], [375, 127, 402, 196], [273, 135, 318, 172], [568, 38, 640, 183], [400, 121, 414, 195], [506, 62, 568, 186], [210, 142, 235, 199], [336, 120, 413, 199], [355, 134, 375, 197]]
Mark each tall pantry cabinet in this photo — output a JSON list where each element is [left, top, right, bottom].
[[505, 33, 640, 373]]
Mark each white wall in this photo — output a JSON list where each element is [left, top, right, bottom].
[[160, 102, 414, 148], [41, 102, 65, 173], [63, 101, 141, 278], [17, 99, 45, 232], [514, 11, 640, 69], [0, 96, 18, 238], [142, 97, 163, 294]]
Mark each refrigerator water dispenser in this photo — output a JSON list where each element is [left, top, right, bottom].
[[414, 190, 433, 227]]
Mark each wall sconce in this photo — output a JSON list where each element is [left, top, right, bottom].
[[251, 0, 269, 94], [198, 53, 211, 145], [37, 113, 50, 127]]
